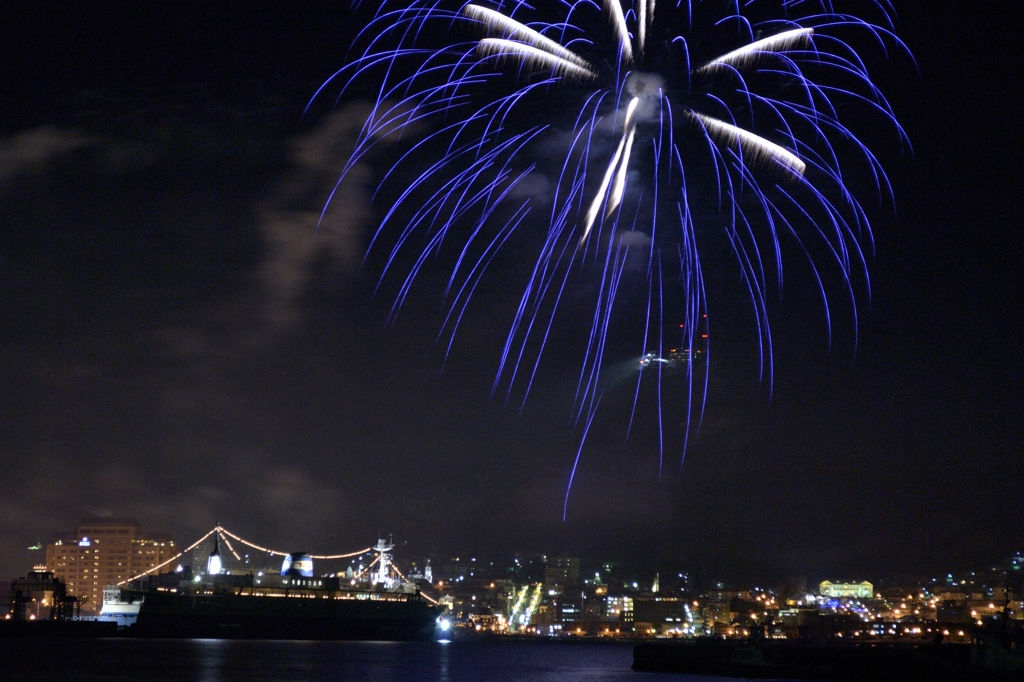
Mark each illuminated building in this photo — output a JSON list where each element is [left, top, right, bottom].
[[606, 595, 633, 622], [7, 569, 78, 621], [819, 581, 873, 599], [44, 517, 175, 614], [704, 599, 735, 629]]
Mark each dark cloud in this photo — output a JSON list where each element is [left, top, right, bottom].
[[0, 127, 92, 185], [0, 104, 375, 576], [256, 106, 375, 329]]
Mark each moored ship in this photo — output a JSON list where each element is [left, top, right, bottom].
[[98, 584, 143, 627], [122, 536, 445, 641], [128, 577, 441, 640]]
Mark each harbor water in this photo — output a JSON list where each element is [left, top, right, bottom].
[[0, 638, 763, 681]]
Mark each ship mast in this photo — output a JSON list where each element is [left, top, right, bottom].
[[373, 537, 395, 587]]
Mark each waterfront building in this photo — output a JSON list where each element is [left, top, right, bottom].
[[634, 595, 686, 633], [558, 595, 583, 625], [6, 569, 77, 620], [605, 595, 633, 622], [44, 517, 175, 613]]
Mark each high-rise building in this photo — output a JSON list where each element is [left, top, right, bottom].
[[544, 557, 580, 588], [44, 517, 176, 613]]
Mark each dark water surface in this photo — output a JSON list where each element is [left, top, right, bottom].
[[0, 638, 760, 681]]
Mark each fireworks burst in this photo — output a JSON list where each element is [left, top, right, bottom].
[[316, 0, 910, 513]]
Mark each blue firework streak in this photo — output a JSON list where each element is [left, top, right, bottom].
[[316, 0, 910, 515]]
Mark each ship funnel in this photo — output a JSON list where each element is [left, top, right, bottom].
[[281, 552, 314, 578]]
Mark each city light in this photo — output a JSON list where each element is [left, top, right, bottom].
[[11, 522, 1023, 648]]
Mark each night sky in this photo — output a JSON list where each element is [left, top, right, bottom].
[[1, 1, 1019, 585]]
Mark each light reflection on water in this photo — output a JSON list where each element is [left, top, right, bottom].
[[0, 638, 759, 681], [438, 640, 450, 682], [195, 639, 227, 682]]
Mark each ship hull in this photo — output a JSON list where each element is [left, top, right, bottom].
[[130, 591, 441, 641]]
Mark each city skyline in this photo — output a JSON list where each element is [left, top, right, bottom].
[[8, 516, 1024, 641], [8, 515, 1023, 595], [0, 0, 1020, 586]]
